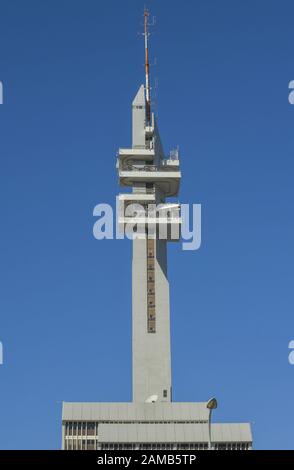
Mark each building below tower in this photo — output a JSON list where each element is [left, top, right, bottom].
[[62, 403, 252, 450]]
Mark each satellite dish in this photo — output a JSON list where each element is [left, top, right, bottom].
[[145, 394, 158, 403]]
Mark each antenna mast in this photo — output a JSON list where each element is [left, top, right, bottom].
[[143, 8, 151, 124]]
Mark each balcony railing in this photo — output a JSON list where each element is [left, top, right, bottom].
[[122, 162, 179, 172], [124, 164, 158, 172], [122, 213, 180, 220], [169, 148, 179, 160]]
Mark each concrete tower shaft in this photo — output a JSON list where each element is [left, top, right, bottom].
[[117, 84, 181, 403]]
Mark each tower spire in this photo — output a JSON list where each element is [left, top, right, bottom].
[[143, 8, 151, 124]]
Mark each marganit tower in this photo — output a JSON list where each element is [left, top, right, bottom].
[[62, 10, 253, 450], [124, 9, 181, 404]]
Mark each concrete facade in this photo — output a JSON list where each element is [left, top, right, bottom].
[[62, 403, 252, 450], [132, 237, 172, 402]]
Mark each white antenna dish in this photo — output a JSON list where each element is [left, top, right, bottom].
[[145, 394, 158, 403]]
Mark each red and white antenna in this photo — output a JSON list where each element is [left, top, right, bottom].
[[143, 8, 151, 124]]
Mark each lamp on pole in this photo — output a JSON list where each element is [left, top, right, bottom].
[[206, 398, 217, 450]]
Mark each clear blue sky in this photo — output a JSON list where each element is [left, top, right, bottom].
[[0, 0, 293, 450]]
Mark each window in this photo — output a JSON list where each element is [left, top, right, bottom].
[[148, 320, 156, 333], [87, 440, 95, 450], [87, 422, 95, 436], [163, 390, 168, 398], [147, 238, 156, 333]]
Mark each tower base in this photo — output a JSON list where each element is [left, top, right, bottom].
[[62, 402, 252, 450]]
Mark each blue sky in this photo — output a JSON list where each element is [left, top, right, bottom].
[[0, 0, 294, 450]]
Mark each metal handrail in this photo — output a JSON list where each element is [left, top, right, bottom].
[[123, 162, 179, 172], [122, 214, 180, 220], [124, 164, 158, 172]]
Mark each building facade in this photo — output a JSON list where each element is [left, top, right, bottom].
[[62, 403, 251, 450]]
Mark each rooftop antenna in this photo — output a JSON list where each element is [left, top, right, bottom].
[[143, 8, 151, 124]]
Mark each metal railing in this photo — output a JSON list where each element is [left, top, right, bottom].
[[124, 164, 158, 172], [123, 161, 179, 172], [169, 148, 179, 160], [146, 187, 155, 194]]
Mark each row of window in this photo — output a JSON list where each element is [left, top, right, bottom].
[[100, 442, 251, 450], [64, 422, 96, 436], [63, 432, 251, 451], [64, 420, 208, 428], [64, 440, 251, 451], [65, 439, 95, 450]]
